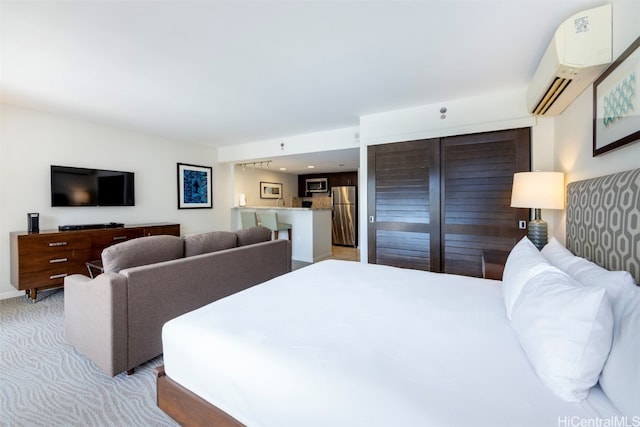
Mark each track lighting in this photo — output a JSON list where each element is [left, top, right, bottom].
[[237, 160, 273, 170]]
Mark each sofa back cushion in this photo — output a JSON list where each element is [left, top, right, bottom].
[[236, 226, 272, 246], [101, 235, 184, 273], [184, 231, 237, 257]]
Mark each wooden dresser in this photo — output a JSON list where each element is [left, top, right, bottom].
[[10, 223, 180, 301]]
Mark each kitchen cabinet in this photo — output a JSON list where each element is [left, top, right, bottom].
[[298, 172, 358, 197]]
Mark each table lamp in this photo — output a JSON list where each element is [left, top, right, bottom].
[[510, 171, 564, 250]]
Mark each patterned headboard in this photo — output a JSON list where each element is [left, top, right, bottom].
[[566, 168, 640, 284]]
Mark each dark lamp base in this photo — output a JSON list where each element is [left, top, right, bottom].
[[528, 219, 548, 251]]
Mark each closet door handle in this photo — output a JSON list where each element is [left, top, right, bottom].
[[49, 258, 68, 264]]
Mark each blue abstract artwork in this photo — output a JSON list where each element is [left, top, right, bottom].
[[183, 170, 209, 204], [593, 36, 640, 156], [178, 163, 212, 208], [602, 71, 636, 128]]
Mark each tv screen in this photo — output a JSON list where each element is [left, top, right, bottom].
[[51, 165, 135, 207]]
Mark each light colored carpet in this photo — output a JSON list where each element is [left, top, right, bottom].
[[0, 289, 178, 427]]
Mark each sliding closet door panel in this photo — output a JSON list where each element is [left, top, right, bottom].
[[375, 230, 430, 270], [368, 139, 440, 271], [441, 128, 530, 277]]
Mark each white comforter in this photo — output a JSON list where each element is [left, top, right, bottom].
[[162, 260, 620, 427]]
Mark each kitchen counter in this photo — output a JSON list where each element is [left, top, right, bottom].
[[236, 206, 331, 211], [233, 207, 332, 263]]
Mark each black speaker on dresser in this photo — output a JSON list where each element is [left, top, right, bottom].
[[27, 212, 39, 233]]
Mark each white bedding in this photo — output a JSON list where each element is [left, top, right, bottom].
[[162, 260, 621, 427]]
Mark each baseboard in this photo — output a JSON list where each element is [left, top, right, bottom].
[[0, 289, 25, 300]]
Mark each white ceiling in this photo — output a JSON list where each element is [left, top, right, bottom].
[[1, 0, 603, 174]]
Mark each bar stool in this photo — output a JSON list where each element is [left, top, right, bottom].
[[240, 212, 258, 228], [258, 212, 292, 240]]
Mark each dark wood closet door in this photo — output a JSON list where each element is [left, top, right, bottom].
[[441, 128, 530, 277], [367, 128, 530, 277], [367, 139, 440, 271]]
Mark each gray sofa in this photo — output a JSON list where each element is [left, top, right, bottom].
[[64, 226, 291, 377]]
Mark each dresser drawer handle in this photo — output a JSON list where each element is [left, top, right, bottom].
[[49, 273, 67, 280], [112, 236, 127, 241], [49, 241, 68, 247], [49, 258, 68, 264]]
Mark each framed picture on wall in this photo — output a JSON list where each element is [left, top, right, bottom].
[[177, 163, 213, 209], [260, 181, 283, 199], [593, 36, 640, 156]]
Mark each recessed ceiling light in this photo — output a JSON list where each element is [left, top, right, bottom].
[[279, 167, 287, 171], [307, 165, 315, 169]]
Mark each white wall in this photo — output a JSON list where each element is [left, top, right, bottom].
[[552, 0, 640, 241], [0, 103, 226, 298], [218, 126, 359, 162], [233, 165, 299, 208], [360, 88, 536, 145]]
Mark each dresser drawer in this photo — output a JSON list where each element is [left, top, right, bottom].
[[19, 262, 88, 289], [17, 233, 90, 255], [18, 249, 91, 274], [89, 229, 144, 259], [143, 224, 180, 237]]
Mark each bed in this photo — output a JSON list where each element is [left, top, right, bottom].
[[157, 168, 640, 426]]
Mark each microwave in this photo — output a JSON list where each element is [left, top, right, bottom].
[[306, 178, 328, 193]]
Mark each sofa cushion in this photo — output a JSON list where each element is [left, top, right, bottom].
[[184, 231, 237, 257], [236, 226, 272, 246], [101, 235, 184, 273]]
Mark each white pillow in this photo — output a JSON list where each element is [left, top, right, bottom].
[[542, 238, 637, 325], [541, 238, 582, 271], [599, 290, 640, 417], [510, 268, 614, 402], [567, 258, 637, 310], [541, 238, 636, 328], [502, 236, 554, 320]]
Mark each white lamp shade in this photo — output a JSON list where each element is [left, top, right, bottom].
[[511, 172, 564, 209]]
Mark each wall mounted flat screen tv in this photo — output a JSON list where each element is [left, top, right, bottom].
[[51, 165, 135, 207]]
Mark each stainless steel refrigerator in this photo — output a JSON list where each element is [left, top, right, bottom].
[[331, 186, 357, 247]]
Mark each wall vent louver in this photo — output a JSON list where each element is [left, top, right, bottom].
[[531, 78, 572, 115]]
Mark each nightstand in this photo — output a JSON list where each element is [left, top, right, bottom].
[[482, 250, 510, 280]]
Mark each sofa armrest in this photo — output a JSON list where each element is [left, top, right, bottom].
[[64, 273, 128, 376]]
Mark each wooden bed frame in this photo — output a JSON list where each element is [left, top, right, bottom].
[[156, 366, 244, 427], [156, 168, 640, 425]]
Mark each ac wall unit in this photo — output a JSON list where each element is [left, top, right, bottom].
[[527, 4, 612, 116]]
